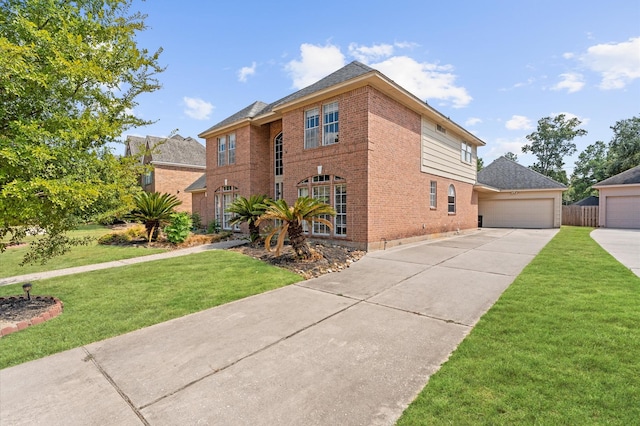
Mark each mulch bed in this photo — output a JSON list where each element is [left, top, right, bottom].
[[0, 296, 64, 337]]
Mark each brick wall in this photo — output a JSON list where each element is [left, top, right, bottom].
[[152, 165, 204, 213]]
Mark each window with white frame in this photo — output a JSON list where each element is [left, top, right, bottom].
[[448, 184, 456, 214], [214, 185, 239, 230], [323, 102, 339, 145], [274, 133, 283, 176], [297, 175, 346, 237], [430, 181, 437, 209], [304, 108, 320, 149], [217, 133, 236, 166], [228, 133, 236, 164], [461, 142, 472, 163], [217, 136, 226, 166], [143, 170, 153, 186]]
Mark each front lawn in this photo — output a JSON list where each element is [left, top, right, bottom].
[[0, 225, 167, 279], [0, 250, 301, 369], [398, 226, 640, 425]]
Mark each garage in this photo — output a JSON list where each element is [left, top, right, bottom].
[[605, 196, 640, 228], [594, 165, 640, 229], [480, 198, 554, 228], [476, 157, 566, 229]]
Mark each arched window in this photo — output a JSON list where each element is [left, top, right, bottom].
[[274, 133, 283, 176], [448, 185, 456, 214], [214, 185, 239, 230], [297, 175, 347, 237]]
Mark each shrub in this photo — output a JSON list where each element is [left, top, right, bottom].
[[97, 232, 132, 245], [164, 212, 192, 244], [124, 224, 147, 239], [207, 220, 221, 234], [190, 213, 202, 231]]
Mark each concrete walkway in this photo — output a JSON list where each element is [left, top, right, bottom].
[[0, 239, 247, 286], [0, 228, 558, 426], [591, 228, 640, 277]]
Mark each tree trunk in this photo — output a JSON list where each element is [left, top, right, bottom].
[[248, 222, 260, 243], [287, 222, 312, 259]]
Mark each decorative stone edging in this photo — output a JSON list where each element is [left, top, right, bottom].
[[0, 296, 64, 338]]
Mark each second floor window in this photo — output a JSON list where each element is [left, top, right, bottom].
[[304, 108, 319, 149], [217, 133, 236, 166], [461, 142, 472, 164], [323, 102, 339, 145]]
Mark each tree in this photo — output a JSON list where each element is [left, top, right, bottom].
[[0, 0, 163, 262], [256, 197, 336, 259], [504, 152, 519, 162], [226, 194, 269, 243], [522, 114, 587, 184], [476, 157, 484, 171], [606, 116, 640, 176], [568, 140, 608, 203], [128, 192, 181, 242]]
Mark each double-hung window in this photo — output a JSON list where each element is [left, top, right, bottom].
[[217, 133, 236, 166], [304, 108, 320, 149], [429, 181, 437, 209], [461, 142, 472, 163], [297, 175, 347, 237], [323, 102, 339, 145], [448, 185, 456, 214]]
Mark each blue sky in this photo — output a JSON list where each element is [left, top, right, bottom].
[[124, 0, 640, 174]]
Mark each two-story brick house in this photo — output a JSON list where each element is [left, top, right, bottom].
[[125, 134, 206, 213], [195, 61, 485, 250]]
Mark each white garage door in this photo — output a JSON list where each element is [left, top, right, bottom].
[[606, 196, 640, 229], [480, 199, 554, 228]]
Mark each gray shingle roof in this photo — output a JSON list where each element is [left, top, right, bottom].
[[572, 195, 599, 206], [199, 61, 375, 137], [185, 173, 206, 192], [477, 156, 566, 190], [594, 164, 640, 186], [125, 135, 146, 162], [145, 134, 206, 167]]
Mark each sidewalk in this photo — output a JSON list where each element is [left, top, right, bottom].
[[0, 239, 247, 286], [0, 229, 559, 425]]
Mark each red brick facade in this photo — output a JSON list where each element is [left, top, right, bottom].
[[199, 84, 479, 250], [143, 164, 204, 213]]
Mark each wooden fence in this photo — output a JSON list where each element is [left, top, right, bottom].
[[562, 205, 599, 227]]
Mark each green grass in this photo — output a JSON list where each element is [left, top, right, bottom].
[[398, 226, 640, 425], [0, 225, 167, 278], [0, 250, 301, 369]]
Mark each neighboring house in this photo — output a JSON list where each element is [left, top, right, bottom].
[[125, 134, 206, 213], [572, 196, 599, 206], [476, 156, 566, 228], [196, 61, 485, 250], [593, 164, 640, 229]]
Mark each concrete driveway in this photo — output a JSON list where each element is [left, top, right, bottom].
[[591, 228, 640, 277], [0, 228, 558, 426]]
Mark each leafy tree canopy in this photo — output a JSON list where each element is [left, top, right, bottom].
[[0, 0, 163, 263], [522, 114, 587, 184], [606, 115, 640, 176], [568, 140, 608, 203], [504, 152, 519, 162]]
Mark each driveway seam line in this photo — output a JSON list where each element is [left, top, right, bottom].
[[137, 296, 362, 410], [362, 299, 474, 327], [81, 347, 150, 426]]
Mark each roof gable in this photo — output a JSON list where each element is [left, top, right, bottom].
[[125, 134, 206, 167], [594, 164, 640, 186], [477, 156, 566, 190]]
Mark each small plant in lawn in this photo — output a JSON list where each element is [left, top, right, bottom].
[[164, 212, 192, 244], [97, 233, 132, 245]]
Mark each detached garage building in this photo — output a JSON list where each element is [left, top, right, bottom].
[[475, 156, 566, 228], [593, 165, 640, 229]]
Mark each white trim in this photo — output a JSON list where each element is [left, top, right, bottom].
[[150, 161, 206, 169]]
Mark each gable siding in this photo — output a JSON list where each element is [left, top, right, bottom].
[[421, 118, 476, 184]]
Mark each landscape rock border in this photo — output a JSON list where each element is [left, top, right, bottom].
[[0, 296, 64, 338]]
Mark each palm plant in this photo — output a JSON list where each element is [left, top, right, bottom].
[[226, 194, 269, 243], [256, 196, 336, 259], [128, 192, 182, 242]]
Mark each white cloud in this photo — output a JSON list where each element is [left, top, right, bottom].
[[183, 97, 214, 120], [465, 117, 482, 126], [285, 43, 346, 89], [505, 115, 533, 130], [562, 52, 575, 60], [348, 42, 395, 63], [371, 56, 472, 108], [581, 37, 640, 89], [552, 72, 585, 93], [482, 137, 531, 165], [238, 62, 257, 82]]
